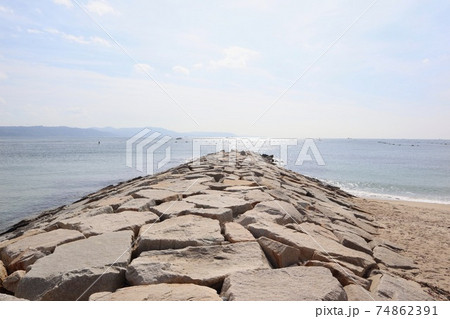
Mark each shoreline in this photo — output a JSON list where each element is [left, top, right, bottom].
[[350, 191, 450, 206], [290, 171, 450, 206], [372, 198, 450, 209]]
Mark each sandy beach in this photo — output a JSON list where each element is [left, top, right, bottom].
[[353, 197, 450, 300]]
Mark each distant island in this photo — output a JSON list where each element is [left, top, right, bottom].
[[0, 126, 235, 138]]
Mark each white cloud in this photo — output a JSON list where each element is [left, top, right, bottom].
[[27, 29, 44, 34], [0, 72, 8, 80], [89, 36, 111, 46], [209, 46, 259, 69], [52, 0, 73, 8], [133, 63, 154, 74], [43, 28, 111, 46], [193, 63, 203, 69], [172, 65, 190, 75], [422, 58, 430, 64], [0, 5, 13, 14], [0, 97, 6, 105], [85, 0, 118, 16]]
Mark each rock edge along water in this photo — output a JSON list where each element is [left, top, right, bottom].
[[0, 151, 433, 301]]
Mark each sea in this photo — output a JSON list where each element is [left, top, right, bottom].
[[1, 137, 449, 232]]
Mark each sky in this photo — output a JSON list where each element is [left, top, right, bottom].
[[0, 0, 449, 138]]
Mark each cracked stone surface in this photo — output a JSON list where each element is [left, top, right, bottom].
[[0, 151, 434, 301]]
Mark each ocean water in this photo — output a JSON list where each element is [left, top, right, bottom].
[[271, 139, 450, 204], [0, 137, 449, 232]]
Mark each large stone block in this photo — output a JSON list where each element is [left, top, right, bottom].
[[89, 283, 221, 301], [373, 246, 417, 269], [248, 221, 376, 276], [370, 273, 433, 301], [221, 266, 347, 301], [136, 215, 223, 254], [150, 200, 233, 223], [224, 222, 255, 243], [57, 210, 159, 237], [132, 189, 180, 202], [127, 242, 271, 288], [185, 194, 252, 216], [257, 236, 299, 268], [1, 229, 85, 272], [15, 231, 133, 301]]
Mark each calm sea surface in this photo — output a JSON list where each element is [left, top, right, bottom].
[[1, 137, 449, 232]]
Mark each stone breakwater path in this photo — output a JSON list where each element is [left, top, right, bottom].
[[0, 152, 433, 301]]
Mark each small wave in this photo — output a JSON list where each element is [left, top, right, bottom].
[[316, 179, 450, 204], [335, 185, 450, 205], [346, 189, 450, 205]]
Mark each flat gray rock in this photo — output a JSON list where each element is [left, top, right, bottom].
[[224, 222, 255, 243], [370, 273, 433, 301], [369, 239, 405, 252], [89, 283, 222, 301], [224, 186, 266, 192], [349, 217, 379, 235], [136, 215, 223, 254], [247, 221, 376, 276], [185, 194, 252, 216], [332, 221, 375, 242], [287, 222, 339, 242], [150, 200, 233, 223], [149, 200, 196, 217], [57, 211, 159, 237], [127, 242, 271, 287], [238, 189, 274, 204], [236, 200, 307, 227], [117, 198, 156, 212], [257, 236, 299, 268], [236, 209, 292, 226], [1, 229, 85, 272], [221, 266, 347, 301], [305, 260, 371, 289], [0, 229, 45, 253], [254, 200, 306, 223], [253, 176, 281, 189], [132, 189, 180, 202], [373, 246, 417, 269], [266, 189, 293, 202], [88, 196, 133, 211], [205, 182, 228, 190], [85, 205, 114, 217], [15, 231, 133, 301], [149, 179, 210, 196], [223, 179, 257, 187], [334, 230, 373, 256]]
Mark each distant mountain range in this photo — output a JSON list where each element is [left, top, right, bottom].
[[0, 126, 235, 138]]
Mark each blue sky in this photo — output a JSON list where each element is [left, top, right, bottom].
[[0, 0, 449, 138]]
